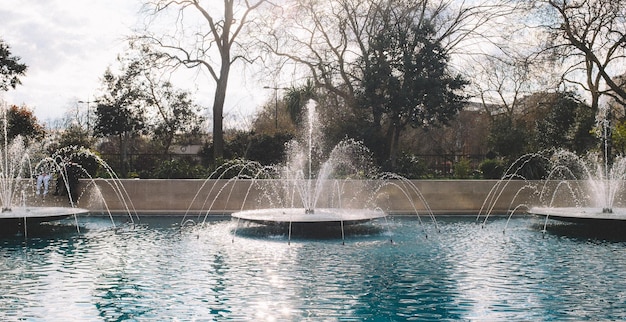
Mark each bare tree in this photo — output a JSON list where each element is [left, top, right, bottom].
[[260, 0, 522, 108], [534, 0, 626, 110], [136, 0, 267, 160], [257, 0, 522, 168], [468, 53, 553, 121]]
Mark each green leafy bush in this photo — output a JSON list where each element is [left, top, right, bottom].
[[479, 158, 504, 179], [453, 158, 472, 179]]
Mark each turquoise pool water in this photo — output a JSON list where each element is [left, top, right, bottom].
[[1, 215, 625, 321]]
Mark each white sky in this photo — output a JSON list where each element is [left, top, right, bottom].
[[0, 0, 268, 128]]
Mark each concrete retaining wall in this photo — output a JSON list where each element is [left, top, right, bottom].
[[57, 179, 537, 216]]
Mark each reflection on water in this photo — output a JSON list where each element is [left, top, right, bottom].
[[0, 216, 625, 320]]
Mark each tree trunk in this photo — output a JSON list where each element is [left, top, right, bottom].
[[384, 121, 402, 170], [212, 82, 225, 161], [119, 132, 128, 178], [389, 125, 401, 170], [212, 43, 231, 161]]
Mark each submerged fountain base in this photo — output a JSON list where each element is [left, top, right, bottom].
[[529, 207, 626, 225], [231, 208, 386, 226], [0, 207, 90, 234]]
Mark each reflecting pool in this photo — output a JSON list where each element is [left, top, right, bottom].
[[1, 216, 625, 321]]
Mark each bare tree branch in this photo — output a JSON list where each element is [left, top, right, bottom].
[[134, 0, 268, 159]]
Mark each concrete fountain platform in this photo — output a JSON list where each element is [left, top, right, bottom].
[[231, 208, 386, 226], [0, 206, 89, 219], [529, 207, 626, 224], [0, 207, 90, 229]]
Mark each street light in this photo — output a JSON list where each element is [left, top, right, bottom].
[[78, 98, 100, 131], [263, 86, 288, 129]]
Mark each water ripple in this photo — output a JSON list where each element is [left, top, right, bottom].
[[1, 217, 626, 320]]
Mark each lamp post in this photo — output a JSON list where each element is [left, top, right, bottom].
[[78, 98, 100, 132], [263, 86, 287, 129]]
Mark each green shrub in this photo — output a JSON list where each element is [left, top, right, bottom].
[[479, 158, 504, 179], [453, 158, 472, 179], [152, 158, 206, 179], [394, 153, 429, 179]]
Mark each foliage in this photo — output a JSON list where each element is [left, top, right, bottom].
[[487, 116, 529, 161], [488, 92, 597, 164], [49, 146, 100, 178], [0, 39, 27, 91], [35, 0, 626, 176], [479, 158, 505, 179], [133, 152, 161, 179], [57, 123, 94, 149], [285, 80, 317, 126], [147, 80, 206, 155], [93, 62, 146, 141], [393, 152, 429, 179], [250, 98, 295, 135], [570, 105, 598, 154], [613, 120, 626, 155], [246, 133, 292, 165], [5, 105, 45, 143], [363, 20, 468, 128], [94, 101, 144, 137], [42, 146, 101, 201], [93, 48, 205, 177], [453, 158, 472, 179], [508, 153, 550, 181], [137, 0, 267, 161], [530, 92, 596, 153], [536, 0, 626, 109], [358, 18, 468, 168], [151, 158, 207, 179], [202, 131, 293, 167]]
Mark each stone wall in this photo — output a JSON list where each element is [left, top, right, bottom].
[[64, 179, 536, 216]]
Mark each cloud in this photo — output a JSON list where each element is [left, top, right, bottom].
[[0, 0, 267, 128], [0, 0, 140, 122]]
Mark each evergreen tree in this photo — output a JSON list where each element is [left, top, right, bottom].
[[358, 19, 468, 169], [0, 39, 27, 91]]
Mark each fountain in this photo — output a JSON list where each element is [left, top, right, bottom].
[[476, 103, 626, 231], [526, 105, 626, 226], [231, 100, 385, 229], [528, 150, 626, 225], [0, 107, 89, 235], [185, 100, 436, 241], [477, 148, 626, 232]]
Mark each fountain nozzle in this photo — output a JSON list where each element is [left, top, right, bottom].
[[305, 208, 315, 214], [602, 208, 613, 214]]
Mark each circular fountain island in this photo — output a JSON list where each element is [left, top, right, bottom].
[[232, 208, 385, 226], [530, 207, 626, 224], [528, 150, 626, 226], [0, 206, 89, 231], [229, 100, 387, 229]]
